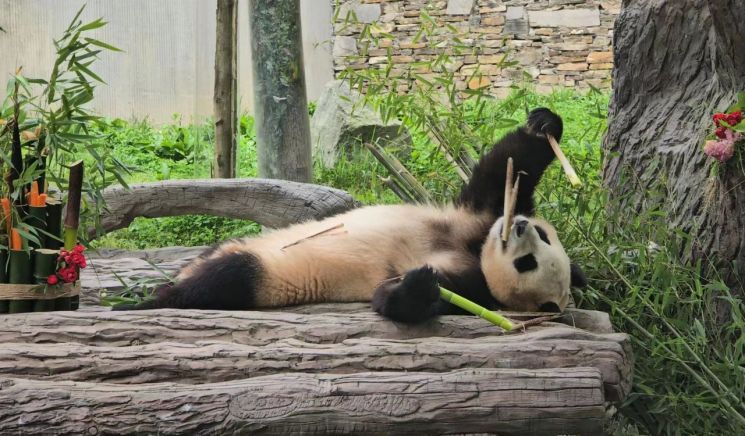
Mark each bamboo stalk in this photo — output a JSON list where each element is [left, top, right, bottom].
[[8, 249, 33, 314], [27, 206, 47, 249], [501, 158, 514, 242], [363, 142, 433, 204], [439, 287, 514, 331], [378, 176, 416, 203], [546, 134, 582, 187], [63, 161, 83, 250], [45, 199, 63, 250], [32, 249, 58, 312], [0, 247, 7, 313]]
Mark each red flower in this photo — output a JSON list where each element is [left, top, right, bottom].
[[715, 126, 728, 139], [713, 113, 727, 127], [47, 274, 59, 285], [73, 244, 85, 253], [69, 252, 87, 268], [727, 110, 742, 126], [58, 267, 78, 283]]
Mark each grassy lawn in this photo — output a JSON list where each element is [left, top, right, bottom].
[[91, 88, 607, 249]]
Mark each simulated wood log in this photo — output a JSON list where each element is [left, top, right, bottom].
[[0, 329, 631, 401], [0, 308, 615, 347], [603, 1, 745, 300], [249, 0, 312, 182], [90, 179, 357, 237], [0, 368, 606, 435], [213, 0, 238, 178]]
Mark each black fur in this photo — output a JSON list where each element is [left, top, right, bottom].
[[513, 254, 538, 273], [372, 265, 445, 323], [535, 225, 551, 245], [538, 302, 561, 313], [456, 107, 563, 217], [112, 252, 261, 310], [570, 263, 588, 288]]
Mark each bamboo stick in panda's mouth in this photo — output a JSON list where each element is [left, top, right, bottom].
[[546, 134, 582, 187], [501, 158, 520, 243], [501, 158, 514, 243]]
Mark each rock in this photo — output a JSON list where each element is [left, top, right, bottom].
[[528, 8, 601, 28], [332, 36, 357, 57], [338, 1, 381, 24], [310, 80, 412, 168], [446, 0, 474, 15], [504, 6, 529, 35]]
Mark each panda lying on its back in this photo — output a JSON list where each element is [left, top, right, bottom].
[[115, 108, 587, 323]]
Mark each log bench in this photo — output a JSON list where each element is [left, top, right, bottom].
[[0, 179, 632, 435]]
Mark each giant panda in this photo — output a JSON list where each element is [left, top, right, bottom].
[[114, 108, 587, 323]]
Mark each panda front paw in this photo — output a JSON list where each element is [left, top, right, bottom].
[[372, 265, 442, 324], [526, 107, 563, 142]]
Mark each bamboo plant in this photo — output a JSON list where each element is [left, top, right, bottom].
[[0, 6, 123, 313]]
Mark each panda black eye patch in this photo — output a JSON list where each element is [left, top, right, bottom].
[[535, 226, 551, 245], [513, 254, 538, 272]]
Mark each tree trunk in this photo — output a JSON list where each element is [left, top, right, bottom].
[[249, 0, 312, 182], [213, 0, 238, 178], [603, 1, 745, 298], [89, 179, 357, 238], [0, 369, 606, 435]]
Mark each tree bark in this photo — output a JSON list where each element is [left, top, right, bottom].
[[89, 179, 357, 238], [0, 328, 631, 401], [249, 0, 312, 182], [603, 1, 745, 298], [0, 368, 606, 435], [213, 0, 238, 178]]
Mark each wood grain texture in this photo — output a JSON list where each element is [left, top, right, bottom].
[[0, 331, 630, 402], [91, 178, 358, 237], [0, 368, 606, 435]]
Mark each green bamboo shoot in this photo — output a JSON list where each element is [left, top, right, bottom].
[[439, 287, 514, 331]]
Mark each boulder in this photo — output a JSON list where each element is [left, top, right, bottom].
[[310, 80, 411, 168]]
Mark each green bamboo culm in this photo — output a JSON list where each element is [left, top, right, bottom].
[[439, 287, 514, 331], [27, 206, 47, 249], [45, 199, 63, 250], [0, 248, 8, 314], [8, 249, 33, 314], [32, 249, 58, 312]]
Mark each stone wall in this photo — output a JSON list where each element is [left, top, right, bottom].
[[332, 0, 620, 95]]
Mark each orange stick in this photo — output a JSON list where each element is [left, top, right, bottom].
[[11, 229, 22, 250], [1, 198, 11, 236], [39, 193, 48, 206], [30, 181, 39, 206]]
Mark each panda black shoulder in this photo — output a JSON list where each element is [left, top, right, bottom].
[[456, 108, 563, 218]]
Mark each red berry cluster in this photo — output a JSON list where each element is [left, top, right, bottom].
[[713, 110, 743, 139], [47, 244, 87, 286]]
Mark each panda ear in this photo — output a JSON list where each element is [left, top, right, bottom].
[[570, 263, 588, 288]]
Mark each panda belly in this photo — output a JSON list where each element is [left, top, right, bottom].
[[220, 204, 486, 307]]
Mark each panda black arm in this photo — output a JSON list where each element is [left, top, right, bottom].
[[456, 108, 563, 217], [371, 264, 500, 323]]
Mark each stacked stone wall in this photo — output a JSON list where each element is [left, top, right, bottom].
[[332, 0, 620, 95]]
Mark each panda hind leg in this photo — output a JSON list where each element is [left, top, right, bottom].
[[372, 265, 445, 323], [112, 251, 260, 311]]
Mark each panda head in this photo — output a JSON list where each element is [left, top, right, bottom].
[[480, 215, 585, 312]]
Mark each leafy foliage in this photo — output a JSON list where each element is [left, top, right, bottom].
[[0, 6, 130, 242]]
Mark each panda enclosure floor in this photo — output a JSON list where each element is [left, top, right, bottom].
[[0, 247, 633, 435]]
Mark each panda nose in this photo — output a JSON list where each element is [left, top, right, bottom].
[[538, 302, 561, 313], [515, 220, 529, 237]]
